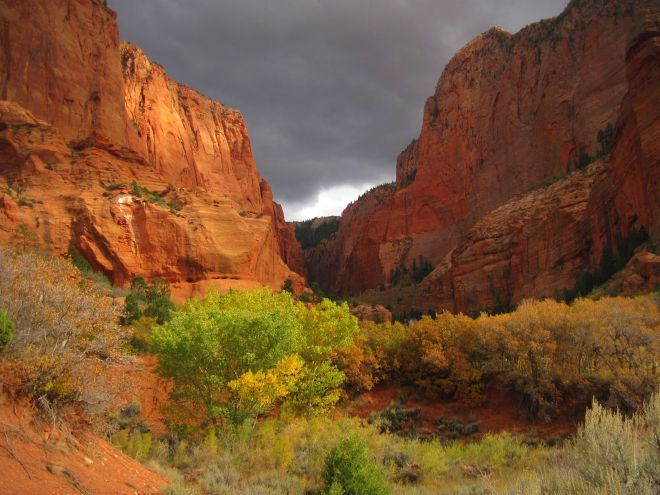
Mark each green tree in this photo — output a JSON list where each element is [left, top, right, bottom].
[[285, 361, 345, 416], [151, 289, 358, 425], [121, 293, 143, 325], [121, 276, 174, 325], [152, 289, 305, 424], [130, 275, 148, 299]]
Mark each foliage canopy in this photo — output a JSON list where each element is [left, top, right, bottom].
[[151, 288, 359, 425]]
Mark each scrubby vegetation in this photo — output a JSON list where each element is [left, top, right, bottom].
[[400, 169, 417, 189], [561, 226, 649, 302], [355, 183, 396, 204], [110, 391, 660, 494], [0, 247, 129, 422], [0, 308, 14, 351], [129, 181, 182, 213], [338, 296, 659, 420], [122, 275, 176, 325], [0, 245, 657, 494], [389, 256, 434, 287]]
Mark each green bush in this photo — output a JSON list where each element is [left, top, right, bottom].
[[0, 308, 14, 351], [369, 401, 422, 436], [322, 433, 391, 495], [129, 181, 181, 213], [143, 278, 175, 324], [121, 276, 174, 325], [122, 293, 143, 324]]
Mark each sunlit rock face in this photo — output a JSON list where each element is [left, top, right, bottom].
[[305, 0, 659, 313], [0, 0, 304, 299]]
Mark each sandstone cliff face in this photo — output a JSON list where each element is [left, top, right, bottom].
[[0, 0, 304, 298], [419, 163, 609, 312], [0, 0, 130, 146], [121, 44, 264, 211], [307, 0, 659, 313]]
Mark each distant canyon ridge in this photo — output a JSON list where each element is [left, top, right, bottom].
[[0, 0, 658, 313]]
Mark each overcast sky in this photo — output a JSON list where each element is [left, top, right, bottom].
[[109, 0, 568, 221]]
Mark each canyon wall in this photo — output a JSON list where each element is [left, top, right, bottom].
[[0, 0, 304, 299], [307, 0, 659, 312]]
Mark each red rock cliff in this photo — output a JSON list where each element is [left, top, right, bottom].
[[307, 0, 659, 312], [0, 0, 304, 299]]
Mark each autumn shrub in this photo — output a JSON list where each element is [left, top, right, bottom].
[[151, 289, 359, 426], [481, 296, 659, 418], [339, 295, 659, 420], [336, 320, 408, 393], [339, 313, 484, 403], [0, 247, 128, 418]]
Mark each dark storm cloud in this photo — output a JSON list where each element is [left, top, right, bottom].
[[108, 0, 568, 220]]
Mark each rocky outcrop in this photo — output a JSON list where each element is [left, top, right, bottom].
[[304, 184, 397, 295], [306, 0, 659, 313], [0, 0, 304, 298], [591, 249, 660, 296], [350, 304, 393, 323]]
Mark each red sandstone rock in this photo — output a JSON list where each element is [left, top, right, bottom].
[[618, 250, 660, 294], [0, 0, 304, 297], [350, 304, 393, 323]]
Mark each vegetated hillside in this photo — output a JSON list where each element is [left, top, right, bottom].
[[291, 216, 341, 249], [0, 0, 305, 299], [304, 0, 659, 314]]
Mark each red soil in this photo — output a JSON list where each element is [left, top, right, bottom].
[[0, 383, 165, 495], [344, 381, 579, 440], [107, 355, 172, 435]]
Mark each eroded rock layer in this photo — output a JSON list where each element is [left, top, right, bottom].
[[0, 0, 304, 299]]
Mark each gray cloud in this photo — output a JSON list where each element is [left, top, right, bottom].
[[109, 0, 568, 220]]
